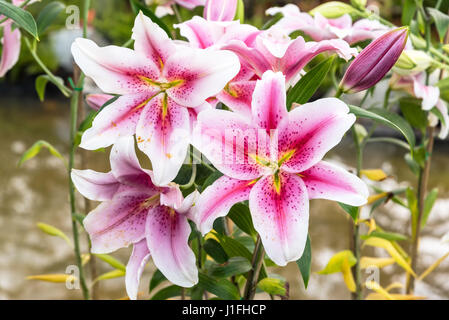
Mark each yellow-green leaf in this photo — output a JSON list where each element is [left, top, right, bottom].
[[94, 269, 125, 283], [37, 222, 72, 247], [360, 257, 395, 269], [318, 250, 357, 274], [94, 254, 126, 272], [418, 251, 449, 281], [363, 237, 416, 277], [360, 169, 388, 181], [27, 274, 76, 283]]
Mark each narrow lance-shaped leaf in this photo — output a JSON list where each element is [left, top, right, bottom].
[[93, 254, 126, 272], [36, 1, 66, 36], [209, 257, 252, 278], [296, 235, 312, 289], [18, 140, 65, 167], [198, 273, 240, 300], [0, 0, 39, 39], [35, 74, 65, 102], [151, 285, 182, 300], [349, 105, 416, 150], [129, 0, 172, 38], [149, 269, 167, 293], [287, 55, 335, 109], [37, 223, 72, 247], [427, 8, 449, 42], [257, 278, 287, 296]]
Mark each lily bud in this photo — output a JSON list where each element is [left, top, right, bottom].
[[394, 50, 433, 75], [350, 0, 367, 10], [310, 1, 356, 19], [340, 27, 408, 94], [204, 0, 238, 21]]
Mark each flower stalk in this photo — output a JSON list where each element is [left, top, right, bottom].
[[243, 235, 265, 300]]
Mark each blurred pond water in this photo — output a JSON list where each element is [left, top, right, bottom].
[[1, 95, 449, 300]]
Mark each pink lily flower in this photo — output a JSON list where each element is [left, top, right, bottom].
[[390, 73, 449, 139], [71, 12, 240, 186], [340, 27, 408, 94], [0, 0, 37, 77], [191, 71, 368, 266], [222, 27, 356, 87], [266, 4, 389, 45], [176, 16, 260, 116], [85, 93, 115, 110], [204, 0, 237, 22], [145, 0, 205, 17], [72, 136, 199, 299]]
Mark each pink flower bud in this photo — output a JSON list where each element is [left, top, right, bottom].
[[204, 0, 237, 21], [340, 27, 408, 93]]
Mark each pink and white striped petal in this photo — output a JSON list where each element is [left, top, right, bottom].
[[251, 71, 287, 132], [175, 0, 205, 9], [282, 39, 356, 85], [71, 38, 160, 95], [86, 94, 115, 110], [301, 161, 368, 206], [0, 22, 21, 77], [413, 78, 440, 111], [71, 169, 119, 201], [279, 98, 355, 173], [132, 12, 176, 71], [192, 108, 270, 180], [136, 95, 191, 186], [125, 239, 151, 300], [222, 40, 272, 77], [84, 186, 155, 254], [164, 47, 240, 107], [204, 0, 237, 22], [249, 173, 309, 266], [80, 93, 156, 150], [192, 175, 253, 234], [436, 100, 449, 139], [217, 80, 256, 118], [145, 206, 198, 287]]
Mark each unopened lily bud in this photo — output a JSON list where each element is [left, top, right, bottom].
[[340, 27, 408, 94], [394, 50, 433, 75], [204, 0, 238, 21], [350, 0, 367, 10], [310, 1, 356, 18]]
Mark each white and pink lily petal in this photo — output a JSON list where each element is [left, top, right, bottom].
[[0, 21, 21, 78], [223, 33, 356, 86], [204, 0, 237, 22], [266, 4, 389, 44]]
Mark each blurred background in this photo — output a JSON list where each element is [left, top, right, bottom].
[[1, 0, 449, 300]]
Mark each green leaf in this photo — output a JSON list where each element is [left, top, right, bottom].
[[18, 140, 65, 167], [0, 0, 38, 39], [257, 278, 287, 296], [339, 202, 358, 221], [198, 273, 240, 300], [399, 97, 427, 131], [234, 0, 244, 23], [129, 0, 171, 38], [404, 153, 420, 176], [318, 250, 357, 275], [287, 55, 335, 109], [151, 285, 182, 300], [214, 232, 267, 279], [228, 203, 257, 238], [262, 12, 282, 30], [402, 0, 417, 25], [361, 231, 409, 242], [149, 269, 167, 293], [296, 235, 312, 289], [437, 77, 449, 103], [35, 75, 65, 102], [349, 105, 416, 150], [36, 222, 72, 247], [94, 269, 125, 283], [427, 8, 449, 42], [422, 188, 438, 228], [36, 1, 65, 36], [94, 254, 126, 272], [201, 171, 223, 191], [209, 257, 252, 278], [203, 238, 229, 264]]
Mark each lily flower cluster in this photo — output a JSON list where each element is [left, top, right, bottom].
[[68, 0, 408, 299]]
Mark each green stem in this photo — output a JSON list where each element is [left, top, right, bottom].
[[24, 39, 72, 97], [172, 4, 183, 24], [406, 126, 435, 294], [243, 236, 265, 300], [68, 68, 89, 300], [180, 164, 197, 189]]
